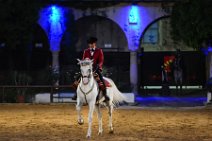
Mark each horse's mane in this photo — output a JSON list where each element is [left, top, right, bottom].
[[78, 58, 93, 66]]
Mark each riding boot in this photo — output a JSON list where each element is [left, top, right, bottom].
[[95, 69, 110, 102], [102, 86, 109, 102]]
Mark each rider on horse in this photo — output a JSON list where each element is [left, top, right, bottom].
[[72, 37, 110, 102]]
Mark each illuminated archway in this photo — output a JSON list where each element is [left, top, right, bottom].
[[75, 15, 128, 52], [138, 16, 205, 89], [140, 16, 171, 52], [73, 15, 130, 91], [139, 16, 194, 52]]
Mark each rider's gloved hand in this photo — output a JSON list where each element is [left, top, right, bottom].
[[94, 65, 101, 72]]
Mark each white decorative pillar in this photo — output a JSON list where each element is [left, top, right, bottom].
[[130, 51, 138, 95], [52, 51, 60, 86], [52, 51, 59, 69], [49, 28, 62, 87]]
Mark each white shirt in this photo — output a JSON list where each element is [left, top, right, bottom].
[[90, 48, 95, 56]]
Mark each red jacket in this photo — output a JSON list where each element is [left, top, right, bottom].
[[82, 48, 104, 71]]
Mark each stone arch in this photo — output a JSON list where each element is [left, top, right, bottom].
[[75, 15, 128, 52], [139, 15, 171, 52], [138, 16, 172, 91], [29, 23, 52, 85], [30, 23, 51, 71], [139, 15, 194, 52], [141, 16, 170, 39]]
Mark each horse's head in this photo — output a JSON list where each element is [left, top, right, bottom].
[[77, 58, 93, 85]]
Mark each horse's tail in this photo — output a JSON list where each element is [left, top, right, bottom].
[[104, 77, 126, 107]]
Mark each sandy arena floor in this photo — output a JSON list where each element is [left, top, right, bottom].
[[0, 104, 211, 141]]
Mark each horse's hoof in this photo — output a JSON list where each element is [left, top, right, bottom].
[[109, 130, 114, 134], [98, 131, 103, 136], [77, 119, 84, 125], [86, 135, 91, 139]]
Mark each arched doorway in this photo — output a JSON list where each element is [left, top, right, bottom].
[[138, 17, 205, 93], [30, 24, 51, 84], [74, 15, 130, 91], [75, 15, 128, 52]]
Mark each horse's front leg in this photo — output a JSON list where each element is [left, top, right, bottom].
[[95, 104, 103, 135], [108, 103, 114, 134], [76, 97, 83, 125], [87, 101, 95, 138]]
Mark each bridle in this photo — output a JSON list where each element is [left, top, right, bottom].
[[81, 70, 92, 85], [79, 66, 95, 104]]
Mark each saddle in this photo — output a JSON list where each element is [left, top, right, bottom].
[[93, 73, 111, 104], [93, 73, 112, 89]]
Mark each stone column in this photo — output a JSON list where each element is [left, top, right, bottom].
[[130, 51, 138, 95], [52, 51, 60, 86], [52, 51, 59, 68]]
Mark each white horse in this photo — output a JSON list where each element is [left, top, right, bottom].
[[76, 59, 125, 138]]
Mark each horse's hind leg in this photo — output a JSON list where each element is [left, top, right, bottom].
[[95, 104, 103, 135], [87, 102, 95, 138], [76, 99, 83, 125], [108, 104, 114, 134]]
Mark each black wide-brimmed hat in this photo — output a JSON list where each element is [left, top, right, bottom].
[[87, 37, 98, 44]]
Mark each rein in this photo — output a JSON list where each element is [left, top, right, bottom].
[[79, 80, 95, 104]]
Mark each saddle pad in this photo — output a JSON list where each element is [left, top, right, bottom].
[[103, 79, 112, 87]]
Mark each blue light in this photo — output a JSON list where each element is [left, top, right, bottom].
[[208, 46, 212, 52], [129, 5, 139, 24], [135, 96, 207, 107], [200, 48, 208, 55], [127, 5, 141, 51], [201, 46, 212, 56], [47, 5, 65, 51], [50, 6, 61, 23]]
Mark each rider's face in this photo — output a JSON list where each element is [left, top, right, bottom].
[[88, 43, 96, 48]]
